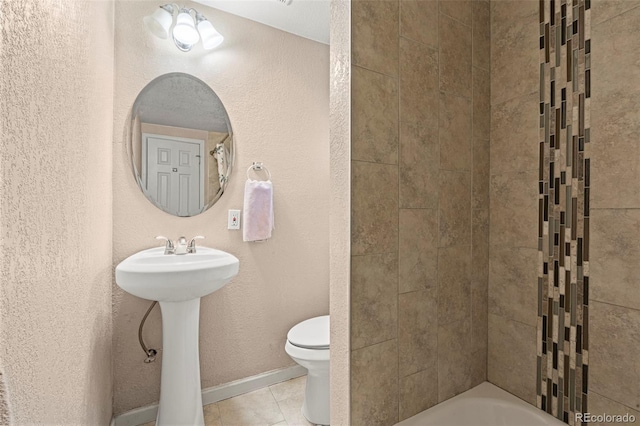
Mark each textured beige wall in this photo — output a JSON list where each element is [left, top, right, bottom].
[[0, 0, 114, 424], [590, 0, 640, 416], [0, 364, 11, 424], [487, 0, 539, 405], [349, 1, 490, 424], [112, 1, 330, 414], [329, 0, 351, 424]]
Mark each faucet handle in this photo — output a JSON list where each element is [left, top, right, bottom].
[[155, 236, 175, 255], [187, 236, 205, 253]]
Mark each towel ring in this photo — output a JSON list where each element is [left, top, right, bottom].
[[246, 162, 271, 180]]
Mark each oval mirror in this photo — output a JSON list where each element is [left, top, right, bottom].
[[129, 73, 233, 217]]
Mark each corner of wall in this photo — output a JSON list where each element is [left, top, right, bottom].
[[329, 0, 352, 425]]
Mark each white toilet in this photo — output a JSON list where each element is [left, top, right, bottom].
[[285, 315, 330, 426]]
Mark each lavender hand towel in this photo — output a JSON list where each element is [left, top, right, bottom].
[[242, 179, 274, 242]]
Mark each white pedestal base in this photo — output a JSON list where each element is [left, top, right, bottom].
[[156, 298, 204, 426]]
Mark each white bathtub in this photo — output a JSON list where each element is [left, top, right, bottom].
[[397, 382, 567, 426]]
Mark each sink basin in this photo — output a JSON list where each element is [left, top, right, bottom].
[[115, 245, 239, 426], [116, 246, 239, 302]]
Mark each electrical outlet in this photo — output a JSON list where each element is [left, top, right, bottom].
[[228, 209, 241, 230]]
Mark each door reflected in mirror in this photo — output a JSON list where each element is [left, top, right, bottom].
[[129, 73, 233, 217]]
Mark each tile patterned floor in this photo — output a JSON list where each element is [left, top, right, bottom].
[[140, 375, 313, 426]]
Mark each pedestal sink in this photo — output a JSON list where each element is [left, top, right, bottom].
[[116, 246, 239, 426]]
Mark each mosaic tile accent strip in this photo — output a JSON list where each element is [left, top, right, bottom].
[[537, 1, 590, 424]]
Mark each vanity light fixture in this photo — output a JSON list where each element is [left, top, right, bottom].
[[144, 4, 224, 52]]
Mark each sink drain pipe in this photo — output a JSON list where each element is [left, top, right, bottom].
[[139, 301, 159, 363]]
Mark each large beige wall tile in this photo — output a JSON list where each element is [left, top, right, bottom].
[[400, 0, 438, 49], [399, 368, 438, 421], [592, 0, 640, 26], [440, 92, 472, 171], [592, 7, 640, 209], [400, 37, 439, 124], [351, 340, 399, 426], [438, 245, 472, 324], [471, 287, 488, 354], [489, 170, 538, 248], [491, 0, 538, 32], [398, 289, 438, 377], [439, 171, 471, 246], [591, 209, 640, 310], [473, 66, 491, 141], [352, 0, 399, 77], [351, 253, 399, 350], [589, 392, 640, 425], [352, 161, 399, 255], [438, 320, 473, 402], [439, 14, 472, 96], [491, 92, 539, 175], [473, 0, 491, 71], [489, 246, 538, 326], [490, 1, 537, 105], [473, 137, 490, 209], [470, 349, 488, 387], [590, 301, 640, 410], [400, 121, 440, 209], [490, 2, 537, 105], [472, 209, 489, 288], [491, 14, 538, 75], [472, 210, 488, 354], [352, 66, 399, 164], [490, 50, 538, 106], [399, 209, 438, 293], [440, 0, 473, 26], [488, 314, 537, 405]]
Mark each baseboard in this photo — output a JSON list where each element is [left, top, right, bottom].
[[112, 364, 307, 426]]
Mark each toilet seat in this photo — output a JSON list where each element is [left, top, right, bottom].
[[287, 315, 329, 350], [285, 340, 330, 362]]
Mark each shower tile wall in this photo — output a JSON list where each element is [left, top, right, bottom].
[[349, 0, 490, 424], [589, 0, 640, 420], [488, 0, 539, 406], [489, 0, 640, 424], [536, 0, 590, 422]]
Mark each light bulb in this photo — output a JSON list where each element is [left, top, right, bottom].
[[197, 19, 224, 50], [143, 5, 174, 39], [173, 9, 200, 46]]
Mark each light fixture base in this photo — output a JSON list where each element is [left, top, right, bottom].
[[172, 33, 194, 52]]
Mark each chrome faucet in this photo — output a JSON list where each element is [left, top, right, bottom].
[[187, 236, 205, 253], [156, 236, 175, 255], [156, 235, 205, 255]]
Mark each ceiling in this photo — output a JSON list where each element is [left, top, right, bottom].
[[193, 0, 330, 45]]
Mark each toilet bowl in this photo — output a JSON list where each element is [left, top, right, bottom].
[[285, 315, 330, 426]]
